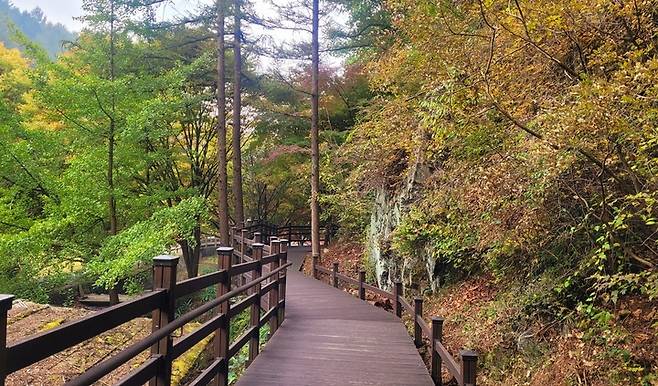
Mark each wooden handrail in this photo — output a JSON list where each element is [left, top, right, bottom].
[[0, 243, 291, 386], [312, 261, 478, 385], [114, 354, 163, 386], [6, 290, 166, 373], [64, 261, 292, 386], [399, 297, 414, 315], [176, 270, 228, 298], [435, 339, 462, 382]]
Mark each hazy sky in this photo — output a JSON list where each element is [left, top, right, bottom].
[[12, 0, 210, 31], [11, 0, 343, 69]]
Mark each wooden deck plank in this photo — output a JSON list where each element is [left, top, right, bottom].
[[236, 247, 433, 386]]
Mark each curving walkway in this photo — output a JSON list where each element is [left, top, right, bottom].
[[236, 247, 433, 386]]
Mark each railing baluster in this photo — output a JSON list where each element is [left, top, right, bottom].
[[278, 240, 288, 323], [413, 297, 423, 348], [393, 282, 403, 318], [269, 240, 281, 336], [248, 243, 264, 364], [332, 262, 339, 288], [431, 317, 444, 385], [150, 256, 178, 386], [213, 247, 233, 386], [241, 229, 248, 259], [358, 271, 366, 300], [0, 295, 14, 386]]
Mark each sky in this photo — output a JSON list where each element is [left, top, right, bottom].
[[12, 0, 207, 31], [11, 0, 345, 69]]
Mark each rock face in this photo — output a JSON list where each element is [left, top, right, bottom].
[[366, 153, 432, 290]]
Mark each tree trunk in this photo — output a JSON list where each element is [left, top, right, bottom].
[[108, 0, 120, 305], [216, 0, 230, 246], [180, 226, 202, 278], [310, 0, 321, 260], [232, 0, 245, 227], [109, 288, 120, 305]]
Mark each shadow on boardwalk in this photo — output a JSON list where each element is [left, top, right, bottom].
[[236, 247, 433, 386]]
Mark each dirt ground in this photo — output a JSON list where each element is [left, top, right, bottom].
[[6, 300, 151, 385]]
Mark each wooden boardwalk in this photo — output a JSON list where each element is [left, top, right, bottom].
[[236, 247, 433, 386]]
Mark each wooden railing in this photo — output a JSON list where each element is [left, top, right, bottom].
[[0, 239, 290, 386], [313, 260, 478, 386], [236, 222, 329, 246], [276, 225, 327, 245]]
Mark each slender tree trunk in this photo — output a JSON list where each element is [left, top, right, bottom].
[[108, 0, 120, 306], [216, 0, 230, 245], [179, 228, 202, 279], [310, 0, 321, 260], [232, 0, 245, 227]]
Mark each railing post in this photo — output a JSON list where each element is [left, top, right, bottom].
[[151, 255, 178, 386], [431, 317, 444, 385], [230, 227, 236, 249], [248, 243, 263, 365], [460, 350, 478, 386], [332, 262, 339, 288], [393, 282, 403, 318], [278, 239, 288, 323], [241, 229, 248, 260], [0, 294, 14, 386], [358, 270, 366, 300], [312, 255, 319, 279], [413, 297, 423, 348], [212, 247, 233, 386], [269, 239, 281, 335], [253, 232, 262, 244], [287, 226, 292, 244]]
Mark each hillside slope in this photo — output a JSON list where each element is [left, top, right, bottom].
[[0, 0, 75, 58]]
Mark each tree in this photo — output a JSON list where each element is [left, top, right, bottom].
[[216, 0, 230, 245], [232, 0, 245, 227], [0, 0, 218, 301], [310, 0, 321, 259]]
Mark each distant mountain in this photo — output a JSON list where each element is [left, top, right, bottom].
[[0, 0, 76, 58]]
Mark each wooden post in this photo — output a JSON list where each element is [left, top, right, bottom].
[[312, 255, 319, 279], [253, 232, 262, 244], [212, 247, 233, 386], [151, 255, 178, 386], [413, 297, 423, 347], [0, 294, 14, 386], [230, 227, 236, 248], [431, 317, 444, 385], [332, 262, 339, 288], [248, 243, 263, 364], [278, 239, 288, 323], [287, 226, 292, 244], [241, 229, 248, 260], [460, 350, 478, 386], [358, 270, 366, 300], [393, 282, 403, 318], [268, 240, 281, 335]]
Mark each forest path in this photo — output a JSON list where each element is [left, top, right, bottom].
[[235, 247, 433, 386]]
